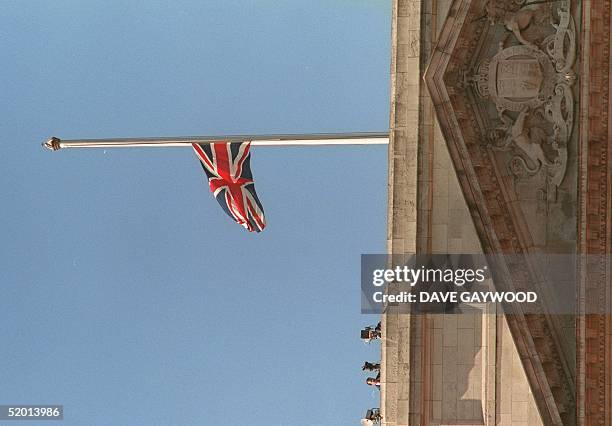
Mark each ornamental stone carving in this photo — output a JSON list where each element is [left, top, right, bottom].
[[472, 0, 576, 192]]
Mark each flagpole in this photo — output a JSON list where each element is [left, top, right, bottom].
[[43, 132, 389, 151]]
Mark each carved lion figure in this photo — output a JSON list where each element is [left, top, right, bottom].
[[485, 1, 549, 48]]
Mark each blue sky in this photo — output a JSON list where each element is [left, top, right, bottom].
[[1, 1, 390, 424]]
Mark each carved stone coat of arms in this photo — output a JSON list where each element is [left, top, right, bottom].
[[470, 0, 576, 195]]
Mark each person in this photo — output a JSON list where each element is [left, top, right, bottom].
[[361, 322, 382, 342], [366, 373, 381, 389], [360, 408, 382, 426], [364, 408, 381, 421], [362, 361, 380, 371]]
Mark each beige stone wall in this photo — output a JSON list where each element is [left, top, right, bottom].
[[427, 312, 487, 424], [383, 0, 546, 424], [425, 100, 543, 426], [431, 122, 481, 255], [381, 0, 421, 423], [496, 317, 543, 426], [428, 103, 489, 425]]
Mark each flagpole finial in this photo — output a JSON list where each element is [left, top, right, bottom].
[[43, 137, 61, 151]]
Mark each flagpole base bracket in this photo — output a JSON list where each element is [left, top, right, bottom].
[[43, 137, 61, 151]]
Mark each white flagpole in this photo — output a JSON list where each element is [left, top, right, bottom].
[[43, 132, 389, 151]]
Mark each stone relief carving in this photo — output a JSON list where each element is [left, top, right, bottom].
[[471, 0, 576, 192], [485, 0, 550, 49]]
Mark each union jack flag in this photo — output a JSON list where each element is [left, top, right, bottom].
[[192, 141, 266, 232]]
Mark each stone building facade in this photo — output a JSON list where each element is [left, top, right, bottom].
[[381, 1, 611, 425]]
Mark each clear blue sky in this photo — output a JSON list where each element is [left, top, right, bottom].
[[1, 1, 390, 424]]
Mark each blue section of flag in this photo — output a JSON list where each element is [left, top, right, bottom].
[[193, 141, 266, 232]]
